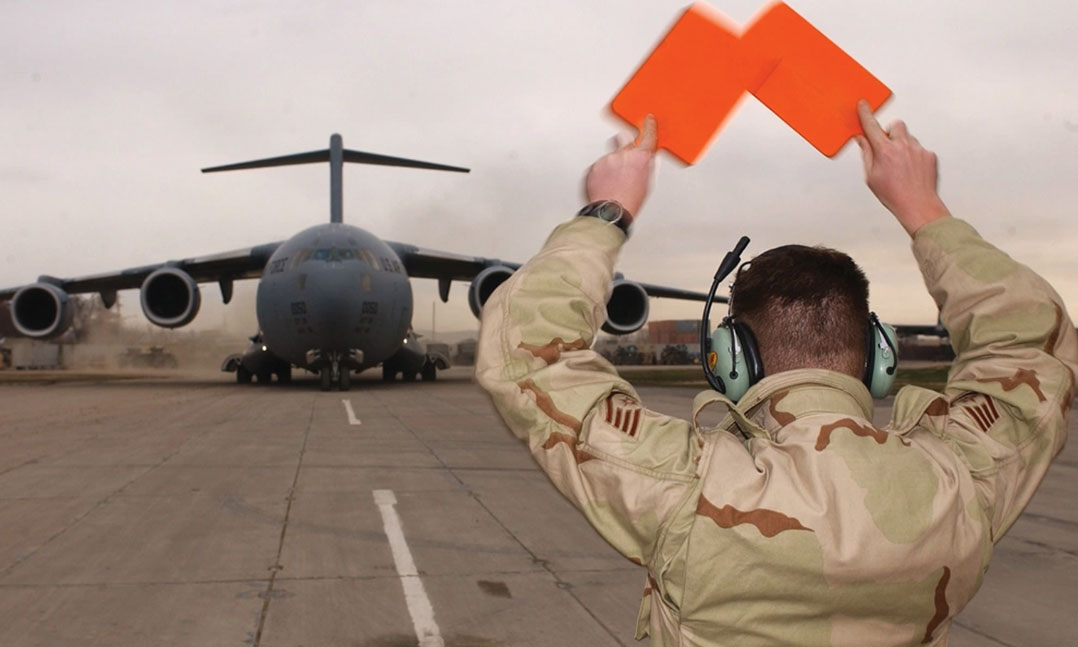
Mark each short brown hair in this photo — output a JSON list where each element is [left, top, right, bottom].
[[731, 245, 869, 378]]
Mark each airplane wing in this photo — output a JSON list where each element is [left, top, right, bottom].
[[386, 241, 716, 303], [2, 236, 713, 342], [893, 323, 950, 338], [392, 242, 952, 336], [633, 280, 714, 302], [386, 242, 520, 281], [0, 241, 283, 303], [2, 238, 711, 306]]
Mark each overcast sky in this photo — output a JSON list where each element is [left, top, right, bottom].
[[3, 0, 1077, 339]]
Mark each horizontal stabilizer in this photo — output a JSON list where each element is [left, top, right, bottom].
[[202, 148, 469, 174], [201, 150, 329, 173], [200, 133, 469, 224], [343, 150, 468, 173]]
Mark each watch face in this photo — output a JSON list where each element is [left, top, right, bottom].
[[577, 200, 630, 235], [594, 201, 623, 223]]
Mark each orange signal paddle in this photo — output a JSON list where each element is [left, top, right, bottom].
[[611, 2, 891, 163]]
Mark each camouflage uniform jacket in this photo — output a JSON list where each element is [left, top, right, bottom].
[[475, 216, 1076, 646]]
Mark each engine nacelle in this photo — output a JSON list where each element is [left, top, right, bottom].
[[602, 279, 649, 335], [10, 282, 74, 339], [468, 265, 515, 318], [140, 267, 201, 328]]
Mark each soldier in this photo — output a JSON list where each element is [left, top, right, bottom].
[[475, 102, 1076, 645]]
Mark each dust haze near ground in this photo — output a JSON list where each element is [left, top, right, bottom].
[[49, 291, 259, 372], [48, 285, 480, 374]]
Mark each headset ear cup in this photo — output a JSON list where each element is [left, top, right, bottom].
[[864, 314, 899, 398], [710, 324, 751, 402], [709, 322, 763, 402], [732, 322, 764, 385]]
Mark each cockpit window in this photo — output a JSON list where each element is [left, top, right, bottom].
[[357, 249, 380, 269], [291, 246, 401, 273], [307, 247, 358, 262], [291, 249, 313, 268]]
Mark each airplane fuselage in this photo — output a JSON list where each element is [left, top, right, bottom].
[[256, 223, 412, 370]]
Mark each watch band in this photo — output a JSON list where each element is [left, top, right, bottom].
[[576, 200, 632, 236]]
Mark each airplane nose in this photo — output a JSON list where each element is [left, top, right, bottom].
[[299, 264, 374, 346]]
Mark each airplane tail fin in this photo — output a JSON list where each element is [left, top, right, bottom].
[[201, 134, 469, 224]]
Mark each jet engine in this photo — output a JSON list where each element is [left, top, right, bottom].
[[10, 282, 74, 339], [140, 267, 201, 328], [601, 279, 649, 335], [467, 266, 649, 336], [468, 266, 515, 318]]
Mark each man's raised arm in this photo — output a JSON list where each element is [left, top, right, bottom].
[[857, 101, 1078, 539]]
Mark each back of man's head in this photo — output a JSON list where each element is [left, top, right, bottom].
[[731, 245, 870, 379]]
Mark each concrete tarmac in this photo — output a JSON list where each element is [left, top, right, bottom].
[[0, 368, 1073, 646]]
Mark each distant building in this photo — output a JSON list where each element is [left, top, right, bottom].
[[592, 321, 703, 366], [648, 320, 700, 346], [454, 338, 477, 366], [5, 339, 62, 369], [897, 335, 956, 362]]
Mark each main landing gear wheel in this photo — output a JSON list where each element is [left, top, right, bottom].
[[382, 364, 395, 382], [320, 367, 332, 391], [236, 366, 252, 384], [421, 362, 437, 382], [338, 368, 351, 392]]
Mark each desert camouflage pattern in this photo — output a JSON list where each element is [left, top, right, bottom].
[[475, 217, 1076, 646]]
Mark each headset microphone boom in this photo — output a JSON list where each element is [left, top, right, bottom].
[[700, 236, 750, 395]]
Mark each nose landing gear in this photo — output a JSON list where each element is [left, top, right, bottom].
[[319, 360, 352, 391], [313, 350, 362, 391]]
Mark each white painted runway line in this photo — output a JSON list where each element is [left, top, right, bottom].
[[373, 489, 444, 647], [342, 399, 361, 425]]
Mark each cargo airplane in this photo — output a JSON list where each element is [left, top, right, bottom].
[[0, 134, 710, 390]]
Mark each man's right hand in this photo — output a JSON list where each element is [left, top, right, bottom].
[[855, 100, 951, 236], [584, 115, 659, 224]]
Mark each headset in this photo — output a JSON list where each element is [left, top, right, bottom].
[[700, 237, 898, 402]]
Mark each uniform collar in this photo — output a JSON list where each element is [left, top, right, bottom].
[[693, 369, 873, 441]]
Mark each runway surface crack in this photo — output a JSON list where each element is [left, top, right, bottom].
[[250, 395, 315, 646], [951, 619, 1018, 647]]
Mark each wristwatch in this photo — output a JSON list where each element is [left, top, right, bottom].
[[576, 200, 632, 237]]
